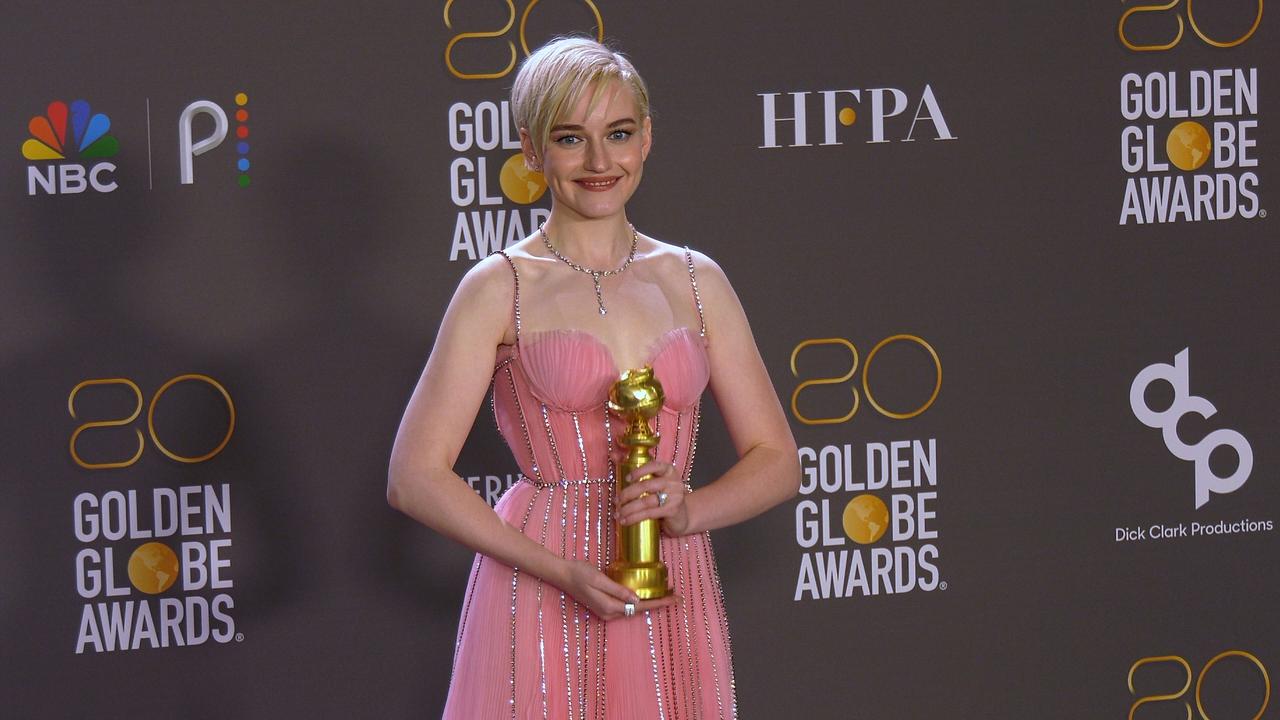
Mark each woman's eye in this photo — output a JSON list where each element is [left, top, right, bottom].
[[609, 130, 633, 141], [554, 135, 581, 146]]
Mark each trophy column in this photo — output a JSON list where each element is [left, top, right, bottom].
[[606, 367, 670, 600]]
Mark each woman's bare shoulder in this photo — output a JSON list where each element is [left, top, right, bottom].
[[478, 235, 561, 283], [638, 234, 731, 293], [636, 234, 715, 274], [457, 252, 517, 299], [442, 253, 521, 346]]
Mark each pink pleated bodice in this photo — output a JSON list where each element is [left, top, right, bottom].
[[442, 249, 738, 720], [496, 326, 710, 481]]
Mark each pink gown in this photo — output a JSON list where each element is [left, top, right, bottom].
[[442, 249, 738, 719]]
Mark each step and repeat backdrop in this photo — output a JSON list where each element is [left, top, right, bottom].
[[1, 2, 1276, 718]]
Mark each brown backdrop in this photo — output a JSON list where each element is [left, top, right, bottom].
[[1, 2, 1276, 717]]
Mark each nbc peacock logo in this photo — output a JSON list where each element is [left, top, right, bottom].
[[21, 99, 120, 196]]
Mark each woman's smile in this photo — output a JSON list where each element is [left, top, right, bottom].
[[575, 175, 621, 191]]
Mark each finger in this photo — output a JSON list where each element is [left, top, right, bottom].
[[616, 483, 653, 506], [624, 461, 661, 484], [616, 498, 660, 526], [626, 460, 673, 485], [619, 489, 682, 524], [616, 594, 678, 618], [638, 593, 678, 611], [593, 574, 640, 604], [616, 483, 651, 507], [618, 468, 676, 503], [617, 487, 682, 524]]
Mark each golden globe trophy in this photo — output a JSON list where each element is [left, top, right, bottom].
[[606, 366, 670, 600]]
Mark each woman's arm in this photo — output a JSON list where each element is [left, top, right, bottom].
[[387, 254, 663, 618], [616, 250, 801, 535]]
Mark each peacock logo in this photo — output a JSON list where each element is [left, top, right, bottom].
[[23, 100, 119, 160], [22, 99, 119, 195]]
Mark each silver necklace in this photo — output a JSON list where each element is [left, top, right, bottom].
[[539, 223, 639, 316]]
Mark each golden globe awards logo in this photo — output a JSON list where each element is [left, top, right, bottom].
[[793, 440, 943, 600], [441, 0, 606, 261], [1117, 2, 1266, 225], [73, 486, 236, 653], [788, 336, 945, 601], [67, 374, 239, 654], [446, 100, 549, 261]]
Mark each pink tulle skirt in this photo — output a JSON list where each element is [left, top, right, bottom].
[[443, 479, 737, 719]]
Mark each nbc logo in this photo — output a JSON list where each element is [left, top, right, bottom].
[[22, 100, 119, 195]]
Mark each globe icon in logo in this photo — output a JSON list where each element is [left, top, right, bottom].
[[500, 152, 547, 205], [128, 542, 179, 594], [1166, 121, 1211, 172], [842, 494, 889, 545]]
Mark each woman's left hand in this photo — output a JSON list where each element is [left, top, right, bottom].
[[615, 461, 691, 536]]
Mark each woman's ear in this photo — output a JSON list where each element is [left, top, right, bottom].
[[519, 128, 540, 171]]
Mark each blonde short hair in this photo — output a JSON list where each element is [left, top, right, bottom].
[[511, 37, 650, 156]]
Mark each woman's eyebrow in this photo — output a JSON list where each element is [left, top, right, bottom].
[[551, 117, 638, 132]]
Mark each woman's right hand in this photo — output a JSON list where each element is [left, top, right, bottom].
[[559, 560, 676, 620]]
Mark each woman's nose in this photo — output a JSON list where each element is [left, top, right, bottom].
[[584, 140, 608, 172]]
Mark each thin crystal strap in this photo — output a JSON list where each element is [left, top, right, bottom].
[[495, 250, 521, 344], [683, 247, 706, 337]]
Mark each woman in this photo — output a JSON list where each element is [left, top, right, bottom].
[[388, 37, 800, 719]]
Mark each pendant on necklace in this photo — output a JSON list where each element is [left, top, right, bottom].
[[538, 222, 636, 318], [592, 272, 607, 316]]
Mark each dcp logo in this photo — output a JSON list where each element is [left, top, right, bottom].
[[1130, 348, 1252, 508]]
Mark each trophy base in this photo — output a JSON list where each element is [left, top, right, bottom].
[[606, 561, 669, 600]]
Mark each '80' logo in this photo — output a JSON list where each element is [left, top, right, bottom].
[[68, 375, 236, 470], [1119, 0, 1264, 51], [790, 335, 942, 425], [1129, 650, 1270, 719], [1129, 348, 1252, 508], [444, 0, 604, 80]]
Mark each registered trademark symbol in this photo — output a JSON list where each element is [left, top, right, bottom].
[[939, 581, 948, 591], [235, 633, 245, 643], [1259, 208, 1268, 218]]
